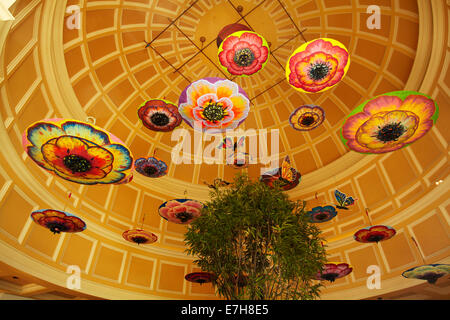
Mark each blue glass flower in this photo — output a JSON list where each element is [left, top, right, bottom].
[[307, 205, 338, 223], [135, 157, 168, 178]]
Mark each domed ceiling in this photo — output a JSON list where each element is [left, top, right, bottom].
[[0, 0, 449, 300]]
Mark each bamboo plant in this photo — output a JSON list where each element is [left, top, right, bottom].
[[184, 173, 327, 300]]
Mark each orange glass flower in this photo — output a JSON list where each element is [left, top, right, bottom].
[[341, 91, 439, 154], [289, 105, 325, 131], [122, 229, 157, 245]]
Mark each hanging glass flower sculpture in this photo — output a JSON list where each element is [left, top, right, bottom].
[[135, 157, 168, 178], [260, 156, 300, 191], [341, 91, 439, 154], [31, 209, 86, 234], [289, 105, 325, 131], [158, 199, 205, 224], [286, 38, 350, 93], [315, 262, 353, 282], [216, 23, 251, 47], [22, 119, 133, 185], [185, 272, 215, 284], [178, 77, 250, 133], [122, 229, 157, 245], [138, 99, 182, 132], [354, 225, 396, 243], [402, 264, 450, 284], [218, 31, 270, 76], [307, 206, 338, 223]]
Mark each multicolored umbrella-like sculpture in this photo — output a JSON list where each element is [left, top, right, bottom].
[[178, 77, 250, 133], [22, 118, 133, 185], [341, 91, 439, 154]]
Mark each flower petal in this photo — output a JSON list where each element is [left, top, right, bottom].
[[102, 144, 132, 172], [26, 122, 65, 149], [61, 121, 110, 146]]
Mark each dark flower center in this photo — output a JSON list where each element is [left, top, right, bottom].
[[375, 122, 406, 143], [315, 213, 329, 221], [322, 273, 339, 282], [46, 222, 68, 234], [233, 48, 255, 67], [143, 165, 158, 176], [63, 154, 92, 173], [300, 116, 316, 127], [203, 101, 225, 122], [367, 234, 385, 242], [309, 62, 330, 81], [150, 112, 170, 126], [132, 236, 148, 244], [300, 116, 316, 126], [418, 272, 444, 284], [176, 210, 193, 223]]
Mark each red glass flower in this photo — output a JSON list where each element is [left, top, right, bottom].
[[286, 38, 350, 93], [31, 209, 86, 234], [315, 262, 353, 282], [218, 31, 270, 76], [122, 229, 157, 245], [354, 225, 396, 243], [138, 99, 182, 132], [185, 272, 216, 284]]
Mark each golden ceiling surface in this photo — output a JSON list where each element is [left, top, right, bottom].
[[0, 0, 449, 300]]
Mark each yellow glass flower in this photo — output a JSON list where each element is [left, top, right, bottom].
[[341, 92, 439, 154], [23, 119, 133, 185]]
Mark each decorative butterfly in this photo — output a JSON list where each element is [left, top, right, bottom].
[[218, 136, 245, 151], [203, 178, 231, 189], [334, 189, 355, 210], [279, 156, 297, 184]]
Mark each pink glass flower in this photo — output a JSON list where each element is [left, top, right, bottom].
[[158, 199, 204, 224]]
